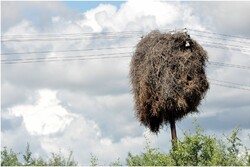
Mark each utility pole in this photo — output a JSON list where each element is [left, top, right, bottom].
[[170, 112, 177, 141]]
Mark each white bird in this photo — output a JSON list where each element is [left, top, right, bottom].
[[185, 41, 190, 47], [183, 27, 188, 33]]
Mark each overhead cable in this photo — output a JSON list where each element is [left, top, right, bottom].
[[1, 46, 134, 55], [187, 28, 250, 40], [210, 82, 250, 91], [209, 78, 250, 88], [2, 53, 250, 71]]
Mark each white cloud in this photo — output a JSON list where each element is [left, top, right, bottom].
[[37, 114, 147, 165], [76, 0, 199, 32], [79, 4, 117, 32], [186, 1, 250, 36], [9, 89, 76, 135]]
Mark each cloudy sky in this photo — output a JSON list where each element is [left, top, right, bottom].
[[1, 1, 250, 165]]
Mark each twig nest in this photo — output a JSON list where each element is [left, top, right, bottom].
[[130, 30, 209, 133]]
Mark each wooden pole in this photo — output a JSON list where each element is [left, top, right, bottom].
[[170, 112, 178, 165], [169, 113, 177, 141], [170, 119, 177, 141]]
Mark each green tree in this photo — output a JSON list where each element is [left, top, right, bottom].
[[1, 147, 21, 166], [23, 143, 33, 165], [126, 137, 173, 166], [47, 150, 77, 166], [126, 122, 249, 166], [90, 153, 99, 166], [109, 158, 122, 166], [1, 122, 249, 166], [1, 144, 77, 166]]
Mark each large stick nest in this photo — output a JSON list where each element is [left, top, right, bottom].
[[130, 30, 209, 133]]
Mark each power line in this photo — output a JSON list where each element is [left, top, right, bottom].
[[2, 55, 132, 64], [199, 40, 250, 50], [2, 28, 250, 43], [2, 55, 249, 92], [2, 38, 249, 54], [201, 44, 250, 52], [2, 35, 250, 49], [201, 43, 250, 53], [0, 31, 144, 42], [2, 29, 250, 98], [1, 35, 141, 42], [209, 61, 250, 70], [188, 28, 250, 40], [2, 40, 250, 58], [2, 59, 249, 92], [3, 43, 249, 56], [209, 78, 250, 88], [1, 52, 133, 64], [0, 30, 144, 38], [2, 28, 250, 40], [1, 46, 134, 55], [190, 33, 250, 45], [0, 32, 144, 42], [2, 52, 250, 71], [210, 82, 250, 91]]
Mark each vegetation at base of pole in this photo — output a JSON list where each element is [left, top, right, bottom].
[[1, 122, 249, 166], [126, 123, 250, 166]]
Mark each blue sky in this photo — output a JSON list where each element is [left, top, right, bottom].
[[64, 1, 123, 12]]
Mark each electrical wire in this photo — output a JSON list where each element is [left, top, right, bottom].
[[2, 35, 250, 50], [2, 28, 250, 44], [2, 38, 250, 55], [3, 42, 249, 56], [188, 28, 250, 40], [198, 40, 250, 50], [2, 40, 250, 58], [1, 52, 133, 64], [2, 29, 250, 97], [209, 61, 250, 70], [0, 30, 144, 38], [1, 35, 142, 42], [190, 33, 250, 45], [208, 78, 250, 88], [210, 82, 250, 91], [2, 27, 250, 95], [2, 56, 250, 92], [201, 44, 248, 52], [2, 52, 250, 71], [1, 46, 134, 55], [201, 44, 250, 53], [2, 55, 132, 64], [2, 60, 249, 92], [2, 28, 250, 40]]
